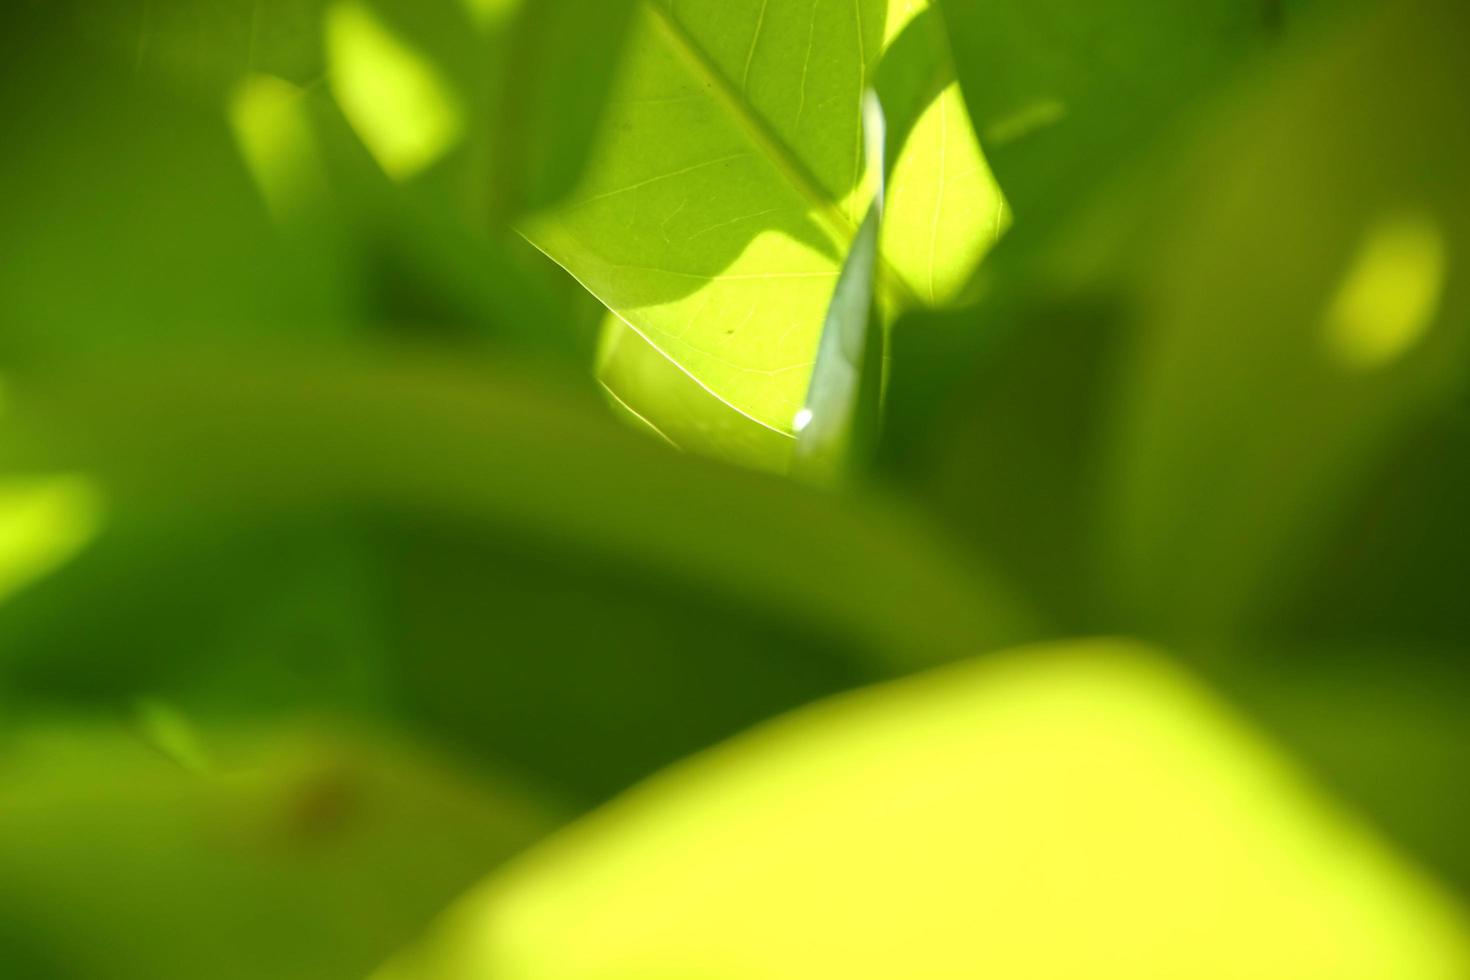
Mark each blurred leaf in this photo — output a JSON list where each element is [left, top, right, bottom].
[[0, 351, 1035, 800], [935, 0, 1282, 244], [1270, 402, 1470, 648], [49, 0, 626, 218], [878, 0, 1470, 892], [525, 0, 1004, 434], [0, 24, 350, 362], [0, 721, 555, 980], [1201, 640, 1470, 892], [0, 476, 103, 606], [1092, 0, 1470, 637], [883, 294, 1128, 631], [885, 0, 1470, 640], [325, 1, 467, 181], [0, 0, 626, 373], [383, 639, 1470, 980]]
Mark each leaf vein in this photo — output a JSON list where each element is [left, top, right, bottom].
[[569, 152, 752, 210]]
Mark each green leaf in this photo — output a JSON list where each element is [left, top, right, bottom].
[[0, 0, 623, 371], [381, 640, 1470, 980], [0, 477, 103, 607], [1202, 640, 1470, 891], [884, 0, 1470, 640], [0, 351, 1036, 799], [489, 0, 638, 218], [0, 21, 348, 362], [596, 314, 797, 473], [1092, 0, 1470, 637], [595, 90, 893, 479], [936, 0, 1278, 242], [792, 92, 888, 485], [878, 0, 1470, 891], [52, 0, 629, 218], [525, 0, 1004, 434], [0, 721, 555, 980]]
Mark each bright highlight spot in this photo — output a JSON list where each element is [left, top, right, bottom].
[[0, 476, 105, 605], [325, 1, 465, 181], [791, 407, 813, 432], [393, 641, 1470, 980], [1324, 211, 1445, 370], [229, 73, 324, 220]]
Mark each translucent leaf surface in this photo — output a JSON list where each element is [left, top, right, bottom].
[[527, 0, 1003, 432], [596, 314, 797, 472]]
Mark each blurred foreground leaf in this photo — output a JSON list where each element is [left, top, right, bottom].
[[0, 351, 1033, 801], [0, 722, 554, 980], [383, 639, 1470, 980]]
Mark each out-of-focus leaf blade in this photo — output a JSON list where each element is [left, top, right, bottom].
[[382, 639, 1470, 980], [0, 0, 624, 375], [1093, 0, 1470, 637], [0, 23, 349, 362], [935, 0, 1279, 242], [0, 351, 1035, 799], [1201, 640, 1470, 890], [886, 0, 1470, 639], [0, 722, 556, 980], [879, 0, 1470, 889]]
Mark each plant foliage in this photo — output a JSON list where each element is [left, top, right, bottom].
[[2, 0, 1468, 977]]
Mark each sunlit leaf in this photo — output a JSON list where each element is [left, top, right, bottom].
[[596, 314, 796, 473], [526, 0, 1003, 433], [384, 639, 1470, 980]]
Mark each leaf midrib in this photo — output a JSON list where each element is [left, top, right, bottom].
[[644, 1, 921, 311]]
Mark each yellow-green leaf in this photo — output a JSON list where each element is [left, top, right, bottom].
[[385, 640, 1470, 979], [527, 0, 1003, 434]]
